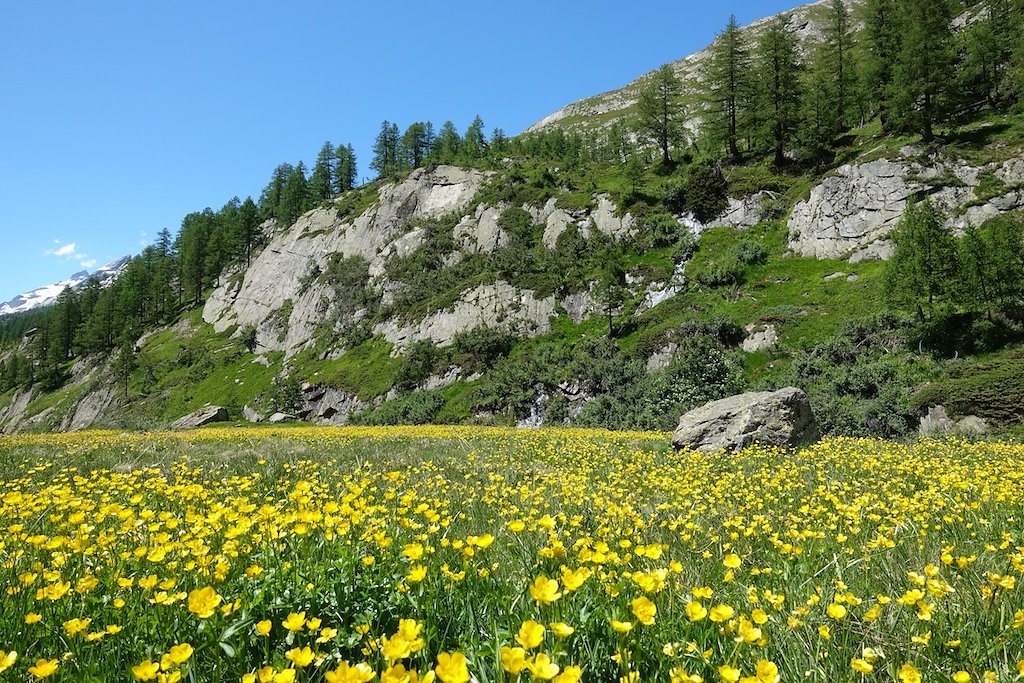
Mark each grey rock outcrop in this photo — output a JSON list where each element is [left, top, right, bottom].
[[672, 387, 818, 453], [789, 155, 1024, 261], [454, 204, 507, 253], [709, 192, 777, 230], [243, 404, 264, 423], [787, 159, 920, 260], [63, 387, 115, 432], [587, 194, 636, 239], [918, 404, 989, 436], [171, 405, 229, 429], [203, 165, 490, 356], [0, 388, 35, 433], [299, 384, 370, 425], [268, 412, 296, 423], [374, 281, 557, 349], [742, 324, 779, 353]]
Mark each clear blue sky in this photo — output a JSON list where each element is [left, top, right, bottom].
[[0, 0, 800, 302]]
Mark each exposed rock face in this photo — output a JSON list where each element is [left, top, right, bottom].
[[298, 384, 371, 425], [171, 406, 229, 429], [587, 194, 636, 239], [709, 192, 777, 230], [672, 387, 818, 453], [62, 387, 115, 432], [788, 155, 1024, 261], [788, 159, 920, 260], [374, 281, 557, 349], [0, 388, 35, 433], [203, 165, 490, 356], [742, 324, 778, 353], [455, 204, 507, 253], [243, 405, 263, 423], [918, 404, 989, 436]]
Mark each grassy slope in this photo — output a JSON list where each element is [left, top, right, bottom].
[[12, 110, 1024, 432]]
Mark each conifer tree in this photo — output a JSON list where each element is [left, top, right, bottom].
[[237, 197, 260, 267], [635, 64, 684, 166], [463, 116, 487, 159], [859, 0, 901, 131], [279, 162, 310, 225], [754, 15, 802, 166], [370, 121, 402, 178], [889, 0, 956, 141], [885, 199, 959, 320], [309, 141, 335, 203], [401, 123, 431, 168], [259, 163, 293, 221], [431, 121, 462, 164], [334, 144, 358, 193], [822, 0, 855, 131], [703, 15, 751, 159]]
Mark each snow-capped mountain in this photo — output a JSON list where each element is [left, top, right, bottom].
[[0, 255, 132, 317]]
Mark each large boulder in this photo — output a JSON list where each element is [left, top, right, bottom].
[[171, 405, 229, 429], [672, 387, 817, 453]]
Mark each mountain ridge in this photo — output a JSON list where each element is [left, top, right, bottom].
[[0, 255, 132, 317]]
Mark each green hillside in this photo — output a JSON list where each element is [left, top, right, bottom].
[[2, 0, 1024, 437]]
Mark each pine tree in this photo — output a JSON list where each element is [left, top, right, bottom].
[[259, 163, 293, 221], [885, 199, 959, 319], [822, 0, 855, 131], [279, 162, 310, 224], [859, 0, 901, 130], [237, 197, 260, 267], [635, 64, 685, 166], [334, 144, 358, 193], [370, 121, 402, 179], [463, 116, 487, 159], [889, 0, 956, 141], [401, 123, 431, 168], [754, 15, 802, 166], [431, 121, 462, 164], [309, 141, 335, 203], [703, 15, 751, 159]]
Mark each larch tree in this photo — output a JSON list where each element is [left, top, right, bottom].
[[309, 141, 335, 203], [754, 15, 802, 166], [703, 15, 751, 160], [334, 144, 358, 193], [889, 0, 956, 142], [635, 64, 685, 166], [370, 120, 402, 178], [859, 0, 901, 131]]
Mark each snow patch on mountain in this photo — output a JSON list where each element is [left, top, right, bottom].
[[0, 256, 131, 316]]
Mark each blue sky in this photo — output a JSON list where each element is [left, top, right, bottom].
[[0, 0, 801, 302]]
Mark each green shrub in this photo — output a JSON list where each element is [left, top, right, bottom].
[[684, 163, 729, 222], [351, 391, 446, 425]]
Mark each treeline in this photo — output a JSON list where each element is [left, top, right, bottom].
[[0, 139, 359, 394], [367, 116, 509, 178], [639, 0, 1024, 167]]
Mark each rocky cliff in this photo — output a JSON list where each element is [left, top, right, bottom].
[[788, 152, 1024, 261], [202, 165, 663, 358]]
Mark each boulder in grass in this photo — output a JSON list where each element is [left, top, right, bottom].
[[171, 405, 228, 429], [672, 387, 818, 453]]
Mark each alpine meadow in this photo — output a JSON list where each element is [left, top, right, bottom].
[[3, 0, 1024, 681]]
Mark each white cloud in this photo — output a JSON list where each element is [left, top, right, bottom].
[[48, 242, 77, 257], [45, 240, 95, 270]]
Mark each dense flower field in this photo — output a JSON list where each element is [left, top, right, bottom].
[[1, 426, 1023, 682]]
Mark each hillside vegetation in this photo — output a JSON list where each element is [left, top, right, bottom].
[[2, 0, 1024, 436]]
